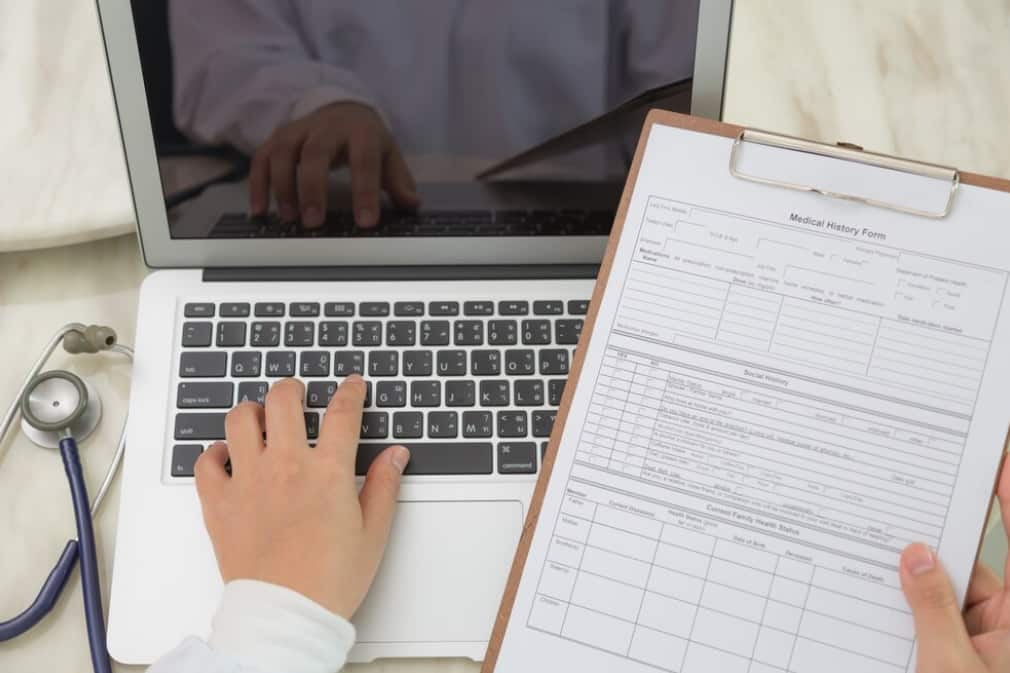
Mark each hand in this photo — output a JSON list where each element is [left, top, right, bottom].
[[901, 458, 1010, 671], [249, 102, 420, 228], [193, 375, 411, 618]]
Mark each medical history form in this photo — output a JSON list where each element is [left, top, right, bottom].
[[485, 112, 1010, 673]]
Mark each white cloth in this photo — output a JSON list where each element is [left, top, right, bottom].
[[169, 0, 698, 163], [147, 580, 356, 673]]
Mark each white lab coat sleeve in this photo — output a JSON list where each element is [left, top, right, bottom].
[[168, 0, 383, 154], [146, 580, 356, 673]]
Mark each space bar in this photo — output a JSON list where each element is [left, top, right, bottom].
[[355, 443, 493, 476]]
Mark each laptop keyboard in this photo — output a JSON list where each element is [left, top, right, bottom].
[[171, 298, 588, 479]]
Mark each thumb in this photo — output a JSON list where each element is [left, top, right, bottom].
[[900, 543, 978, 672], [358, 445, 410, 555]]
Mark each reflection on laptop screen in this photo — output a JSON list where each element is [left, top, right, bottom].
[[131, 1, 701, 239]]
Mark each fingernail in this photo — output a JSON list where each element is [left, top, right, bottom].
[[904, 543, 935, 576], [303, 206, 322, 228], [356, 208, 376, 228], [279, 203, 297, 222], [390, 445, 410, 474], [344, 373, 363, 384]]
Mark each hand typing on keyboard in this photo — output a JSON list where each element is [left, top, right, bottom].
[[193, 375, 410, 619]]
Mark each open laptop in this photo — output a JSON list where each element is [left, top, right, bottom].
[[97, 0, 733, 663]]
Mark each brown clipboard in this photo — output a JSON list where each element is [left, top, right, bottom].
[[481, 109, 1010, 672]]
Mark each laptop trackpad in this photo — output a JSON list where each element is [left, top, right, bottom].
[[352, 500, 524, 645]]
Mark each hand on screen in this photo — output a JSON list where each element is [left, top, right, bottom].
[[901, 459, 1010, 672], [193, 375, 410, 618], [249, 102, 420, 229]]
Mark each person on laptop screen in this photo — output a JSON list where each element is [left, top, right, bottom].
[[167, 1, 698, 229]]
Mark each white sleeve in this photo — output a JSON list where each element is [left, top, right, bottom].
[[168, 0, 382, 154], [146, 580, 356, 673]]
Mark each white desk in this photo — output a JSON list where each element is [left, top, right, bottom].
[[2, 1, 1008, 671]]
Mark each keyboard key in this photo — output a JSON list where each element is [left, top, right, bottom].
[[427, 411, 458, 438], [541, 441, 550, 460], [174, 412, 226, 440], [355, 442, 493, 475], [567, 300, 589, 315], [363, 380, 374, 407], [498, 301, 529, 316], [171, 444, 203, 477], [250, 322, 281, 347], [220, 302, 251, 317], [462, 411, 493, 437], [369, 351, 399, 376], [334, 351, 364, 376], [555, 319, 583, 345], [394, 301, 424, 316], [505, 350, 535, 375], [231, 351, 262, 377], [360, 412, 389, 439], [254, 302, 285, 317], [285, 322, 315, 347], [463, 301, 494, 316], [498, 442, 536, 474], [386, 321, 417, 346], [304, 412, 320, 440], [445, 380, 476, 407], [548, 379, 566, 406], [177, 382, 233, 408], [497, 411, 528, 438], [360, 302, 390, 317], [521, 320, 551, 345], [532, 410, 557, 437], [353, 321, 382, 346], [306, 381, 337, 408], [392, 411, 423, 438], [533, 301, 564, 315], [216, 322, 247, 347], [290, 302, 320, 317], [300, 351, 331, 377], [376, 381, 407, 407], [420, 320, 451, 346], [488, 320, 518, 345], [539, 349, 569, 375], [184, 302, 214, 318], [318, 321, 348, 346], [479, 380, 509, 406], [324, 302, 355, 317], [514, 380, 544, 406], [403, 350, 433, 376], [428, 301, 459, 316], [181, 322, 212, 347], [265, 351, 296, 377], [410, 381, 441, 407], [471, 349, 501, 376], [454, 320, 484, 346], [437, 350, 467, 376], [237, 381, 268, 404], [180, 352, 227, 377]]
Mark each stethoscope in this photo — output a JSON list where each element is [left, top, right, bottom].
[[0, 323, 132, 673]]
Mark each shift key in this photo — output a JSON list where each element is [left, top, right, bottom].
[[174, 413, 226, 440], [177, 382, 234, 408]]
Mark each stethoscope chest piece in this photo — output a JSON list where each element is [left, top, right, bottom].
[[20, 370, 102, 449]]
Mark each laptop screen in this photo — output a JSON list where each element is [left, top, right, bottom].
[[131, 1, 701, 240]]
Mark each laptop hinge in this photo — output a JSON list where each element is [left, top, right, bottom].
[[202, 265, 600, 282]]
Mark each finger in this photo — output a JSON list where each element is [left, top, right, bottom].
[[381, 145, 420, 209], [194, 441, 230, 499], [298, 133, 342, 228], [316, 374, 368, 472], [249, 144, 271, 215], [900, 543, 976, 670], [269, 138, 303, 222], [224, 401, 265, 473], [358, 444, 410, 556], [972, 630, 1010, 671], [995, 455, 1010, 580], [967, 561, 1002, 607], [348, 135, 382, 228], [264, 378, 308, 453]]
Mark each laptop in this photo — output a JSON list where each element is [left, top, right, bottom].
[[97, 0, 733, 663]]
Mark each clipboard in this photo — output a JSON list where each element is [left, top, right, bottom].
[[481, 109, 1010, 673]]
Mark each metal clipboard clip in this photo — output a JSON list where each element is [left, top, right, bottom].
[[728, 128, 960, 219]]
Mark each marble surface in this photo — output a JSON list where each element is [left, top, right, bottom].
[[1, 1, 1009, 671]]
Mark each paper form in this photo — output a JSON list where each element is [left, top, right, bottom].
[[493, 123, 1010, 673]]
